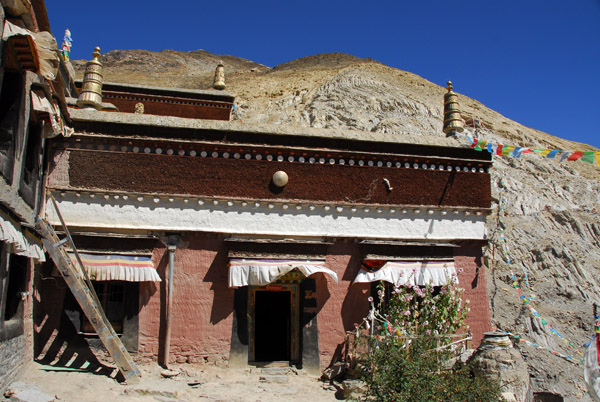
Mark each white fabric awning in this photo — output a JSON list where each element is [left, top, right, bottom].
[[354, 260, 458, 286], [228, 258, 338, 287], [0, 209, 45, 261], [68, 253, 161, 282]]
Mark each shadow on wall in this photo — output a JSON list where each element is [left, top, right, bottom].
[[33, 265, 123, 381], [202, 241, 234, 325], [328, 245, 370, 368]]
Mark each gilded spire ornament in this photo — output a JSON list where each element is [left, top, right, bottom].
[[442, 81, 464, 137], [213, 61, 226, 90], [76, 47, 104, 109]]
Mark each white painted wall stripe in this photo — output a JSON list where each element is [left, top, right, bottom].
[[46, 193, 487, 241]]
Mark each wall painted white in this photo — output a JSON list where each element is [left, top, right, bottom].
[[46, 192, 487, 240]]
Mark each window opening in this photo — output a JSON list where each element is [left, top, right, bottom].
[[22, 113, 42, 186], [3, 254, 27, 321], [81, 281, 126, 334], [372, 281, 442, 313], [0, 71, 22, 179]]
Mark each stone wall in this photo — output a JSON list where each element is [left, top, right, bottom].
[[0, 330, 25, 390]]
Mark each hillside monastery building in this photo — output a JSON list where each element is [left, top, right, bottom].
[[0, 0, 493, 386]]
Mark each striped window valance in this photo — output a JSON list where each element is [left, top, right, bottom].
[[68, 253, 161, 282], [354, 260, 458, 287], [228, 258, 338, 288]]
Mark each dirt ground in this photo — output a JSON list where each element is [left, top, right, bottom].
[[10, 362, 342, 402]]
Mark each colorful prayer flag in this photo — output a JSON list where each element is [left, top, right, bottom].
[[503, 145, 515, 156], [568, 151, 583, 161], [538, 149, 552, 156], [475, 140, 488, 151], [581, 151, 596, 164]]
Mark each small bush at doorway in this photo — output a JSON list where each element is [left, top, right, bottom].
[[352, 281, 504, 402], [359, 337, 504, 402]]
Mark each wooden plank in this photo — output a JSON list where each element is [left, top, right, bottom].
[[36, 217, 141, 384]]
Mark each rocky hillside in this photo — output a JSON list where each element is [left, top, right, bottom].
[[75, 49, 600, 400]]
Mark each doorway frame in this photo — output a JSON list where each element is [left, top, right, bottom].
[[248, 282, 300, 364]]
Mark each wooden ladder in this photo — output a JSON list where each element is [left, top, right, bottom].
[[36, 195, 141, 383]]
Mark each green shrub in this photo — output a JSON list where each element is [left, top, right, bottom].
[[359, 338, 503, 402], [352, 280, 504, 402]]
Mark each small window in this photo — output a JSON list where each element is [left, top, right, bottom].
[[3, 254, 27, 322], [0, 71, 23, 180], [372, 282, 442, 313], [22, 115, 42, 186], [81, 281, 126, 334]]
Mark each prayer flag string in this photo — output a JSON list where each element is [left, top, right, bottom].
[[514, 335, 582, 365], [466, 134, 599, 166], [497, 171, 585, 358]]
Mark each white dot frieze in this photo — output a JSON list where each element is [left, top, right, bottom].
[[67, 142, 490, 174]]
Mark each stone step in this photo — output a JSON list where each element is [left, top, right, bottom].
[[259, 374, 289, 384], [260, 366, 292, 376]]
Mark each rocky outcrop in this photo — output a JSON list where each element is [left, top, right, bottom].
[[469, 338, 530, 402], [73, 50, 600, 400]]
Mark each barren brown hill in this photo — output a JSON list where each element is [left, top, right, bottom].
[[74, 49, 600, 400]]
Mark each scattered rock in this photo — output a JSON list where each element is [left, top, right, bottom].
[[4, 382, 54, 402], [160, 369, 180, 378], [259, 375, 289, 384], [321, 361, 346, 381], [469, 334, 531, 402], [341, 379, 367, 399]]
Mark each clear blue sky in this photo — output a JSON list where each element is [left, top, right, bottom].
[[46, 1, 600, 149]]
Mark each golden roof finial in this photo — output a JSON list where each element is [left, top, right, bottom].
[[442, 80, 464, 136], [76, 46, 104, 109]]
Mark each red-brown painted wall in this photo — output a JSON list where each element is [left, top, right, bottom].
[[138, 234, 234, 364], [454, 246, 492, 348], [137, 239, 490, 366], [317, 241, 371, 370], [102, 93, 232, 121], [57, 149, 490, 209]]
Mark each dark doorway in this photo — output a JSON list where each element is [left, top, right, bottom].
[[254, 290, 291, 362]]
